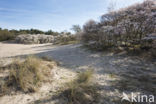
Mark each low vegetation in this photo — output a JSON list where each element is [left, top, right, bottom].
[[0, 29, 16, 41], [15, 34, 55, 44], [53, 35, 78, 45], [15, 34, 77, 44], [60, 69, 99, 104], [0, 28, 71, 42], [0, 56, 56, 95]]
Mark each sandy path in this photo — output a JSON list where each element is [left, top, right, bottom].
[[0, 42, 155, 104], [0, 42, 53, 58], [0, 42, 114, 72], [0, 42, 119, 72], [1, 42, 154, 73]]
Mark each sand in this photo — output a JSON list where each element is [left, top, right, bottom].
[[0, 42, 155, 104]]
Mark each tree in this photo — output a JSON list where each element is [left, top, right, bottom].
[[71, 25, 81, 33], [45, 30, 53, 35], [45, 30, 59, 36]]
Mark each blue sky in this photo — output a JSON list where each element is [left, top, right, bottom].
[[0, 0, 144, 32]]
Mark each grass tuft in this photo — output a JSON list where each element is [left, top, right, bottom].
[[76, 69, 93, 84], [60, 69, 99, 104], [41, 56, 54, 62], [1, 56, 55, 94]]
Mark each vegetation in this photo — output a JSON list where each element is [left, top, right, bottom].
[[0, 56, 56, 95], [15, 34, 55, 44], [81, 0, 156, 52], [0, 28, 67, 42], [71, 25, 82, 33], [45, 30, 59, 36], [0, 29, 16, 41], [60, 69, 99, 104], [53, 35, 78, 45]]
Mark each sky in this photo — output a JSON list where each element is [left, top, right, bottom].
[[0, 0, 144, 32]]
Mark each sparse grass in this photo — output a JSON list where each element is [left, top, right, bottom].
[[0, 62, 3, 72], [60, 40, 78, 45], [53, 35, 78, 45], [41, 56, 54, 62], [109, 73, 117, 78], [40, 56, 60, 66], [56, 40, 78, 45], [60, 69, 100, 104], [0, 56, 56, 95], [76, 69, 94, 84]]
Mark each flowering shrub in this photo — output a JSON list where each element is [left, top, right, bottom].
[[81, 0, 156, 50]]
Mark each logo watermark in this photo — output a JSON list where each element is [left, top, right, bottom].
[[122, 92, 155, 103]]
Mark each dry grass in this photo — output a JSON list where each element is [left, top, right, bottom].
[[60, 69, 99, 104], [76, 69, 94, 84], [59, 40, 78, 45], [40, 56, 60, 66], [8, 56, 43, 92], [0, 62, 3, 72], [53, 35, 78, 45], [55, 40, 78, 45], [41, 56, 54, 62], [0, 56, 56, 95]]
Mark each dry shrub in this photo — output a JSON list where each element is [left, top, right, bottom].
[[1, 56, 55, 94], [53, 35, 77, 45], [61, 69, 99, 104]]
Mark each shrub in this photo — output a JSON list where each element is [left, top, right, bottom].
[[80, 0, 156, 51], [53, 35, 77, 45], [15, 34, 55, 44], [82, 20, 98, 42], [2, 56, 55, 93], [60, 69, 99, 104], [15, 34, 77, 45], [0, 30, 16, 41]]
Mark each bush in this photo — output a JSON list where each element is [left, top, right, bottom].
[[15, 34, 55, 44], [80, 0, 156, 51], [60, 69, 99, 104], [1, 56, 56, 94], [15, 34, 77, 45], [0, 30, 16, 41], [53, 35, 77, 45]]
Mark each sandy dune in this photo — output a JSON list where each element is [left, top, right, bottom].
[[0, 42, 155, 104]]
